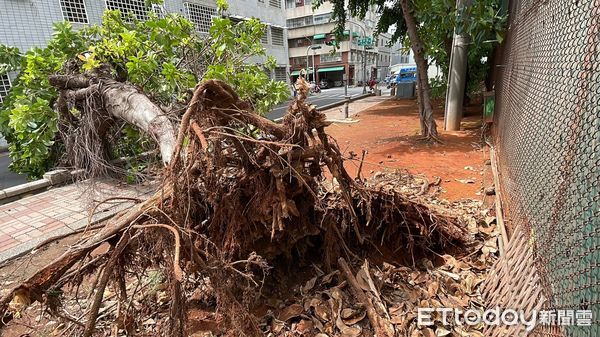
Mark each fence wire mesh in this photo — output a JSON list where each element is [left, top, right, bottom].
[[493, 0, 600, 336]]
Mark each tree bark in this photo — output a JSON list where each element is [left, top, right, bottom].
[[399, 0, 439, 139], [101, 79, 176, 165], [49, 75, 176, 165]]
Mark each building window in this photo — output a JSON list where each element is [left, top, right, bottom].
[[261, 26, 269, 44], [263, 67, 272, 79], [320, 52, 342, 63], [271, 27, 284, 46], [60, 0, 89, 24], [290, 57, 306, 67], [269, 0, 282, 8], [289, 38, 311, 48], [400, 53, 410, 63], [313, 13, 331, 25], [274, 67, 287, 82], [106, 0, 148, 21], [0, 74, 11, 104], [286, 16, 313, 28], [184, 3, 216, 33], [285, 0, 295, 8], [151, 4, 165, 18]]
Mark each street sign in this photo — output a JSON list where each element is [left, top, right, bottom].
[[357, 37, 373, 46]]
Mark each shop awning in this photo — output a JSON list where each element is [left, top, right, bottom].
[[313, 34, 326, 39], [317, 66, 344, 73], [290, 70, 314, 76]]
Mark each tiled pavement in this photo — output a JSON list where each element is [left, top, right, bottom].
[[0, 179, 156, 262]]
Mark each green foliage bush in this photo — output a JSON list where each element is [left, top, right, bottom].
[[0, 1, 288, 178]]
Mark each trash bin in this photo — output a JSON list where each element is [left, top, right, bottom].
[[395, 82, 416, 98]]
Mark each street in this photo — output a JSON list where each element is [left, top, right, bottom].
[[267, 86, 375, 120], [0, 152, 27, 189]]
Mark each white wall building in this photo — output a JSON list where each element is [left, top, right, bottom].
[[285, 0, 392, 86], [0, 0, 290, 105]]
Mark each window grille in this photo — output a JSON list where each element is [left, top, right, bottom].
[[320, 52, 342, 63], [313, 13, 331, 25], [106, 0, 148, 21], [274, 67, 287, 82], [0, 74, 12, 104], [261, 26, 269, 44], [269, 0, 281, 8], [151, 4, 165, 18], [184, 2, 216, 33], [60, 0, 89, 24], [271, 27, 284, 46], [286, 16, 312, 28]]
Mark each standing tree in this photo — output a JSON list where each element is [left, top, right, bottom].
[[325, 0, 439, 139], [323, 0, 506, 140]]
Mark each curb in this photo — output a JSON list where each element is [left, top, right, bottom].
[[0, 169, 83, 204], [0, 151, 156, 204], [274, 93, 375, 123], [318, 92, 375, 112]]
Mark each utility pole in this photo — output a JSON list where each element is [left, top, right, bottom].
[[347, 19, 369, 94], [444, 0, 471, 131], [312, 51, 317, 83], [305, 45, 322, 82], [363, 47, 367, 94]]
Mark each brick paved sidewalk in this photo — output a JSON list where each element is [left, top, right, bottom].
[[0, 179, 156, 262]]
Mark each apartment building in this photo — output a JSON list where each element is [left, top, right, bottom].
[[0, 0, 289, 103], [285, 0, 391, 87]]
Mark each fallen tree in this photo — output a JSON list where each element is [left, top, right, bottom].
[[0, 78, 473, 336], [49, 71, 176, 166]]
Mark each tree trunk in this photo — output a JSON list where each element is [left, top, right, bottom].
[[399, 0, 439, 139], [49, 75, 176, 165], [102, 79, 176, 165]]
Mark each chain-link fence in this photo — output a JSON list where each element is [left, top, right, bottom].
[[492, 0, 599, 336]]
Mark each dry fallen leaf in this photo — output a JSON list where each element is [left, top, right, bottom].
[[302, 276, 318, 294], [321, 270, 339, 285], [340, 326, 362, 337], [435, 325, 452, 336], [427, 281, 439, 297], [279, 303, 304, 321], [340, 307, 366, 325]]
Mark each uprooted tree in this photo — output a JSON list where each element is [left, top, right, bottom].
[[0, 2, 479, 337], [0, 0, 289, 178], [0, 75, 473, 336]]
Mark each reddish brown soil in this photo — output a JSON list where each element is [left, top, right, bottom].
[[328, 98, 488, 201]]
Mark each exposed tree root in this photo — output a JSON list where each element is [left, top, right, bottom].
[[0, 78, 472, 336]]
